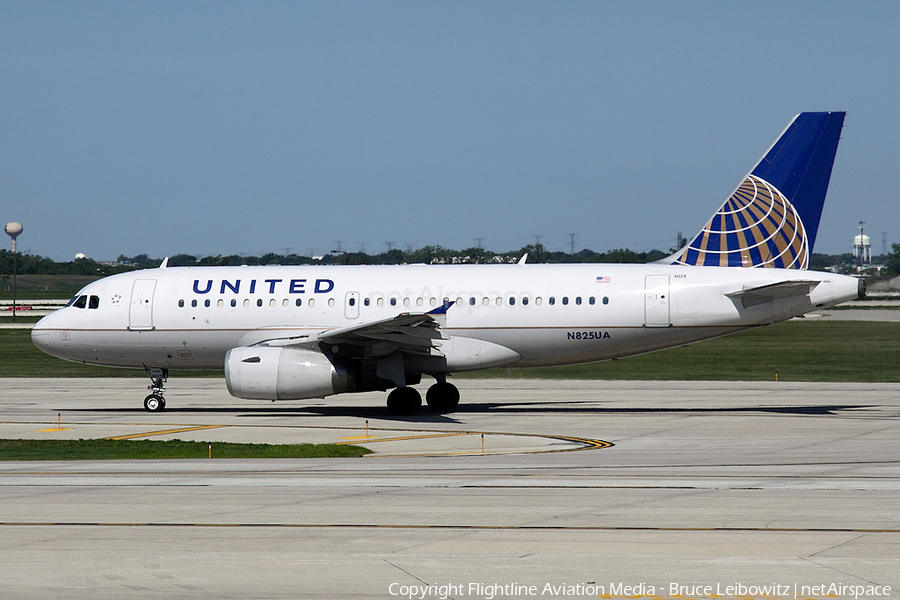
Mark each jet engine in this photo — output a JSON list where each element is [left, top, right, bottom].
[[224, 346, 353, 400]]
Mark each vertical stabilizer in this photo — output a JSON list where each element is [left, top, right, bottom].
[[669, 112, 845, 269]]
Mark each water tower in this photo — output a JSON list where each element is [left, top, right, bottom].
[[853, 220, 871, 265], [5, 222, 23, 321]]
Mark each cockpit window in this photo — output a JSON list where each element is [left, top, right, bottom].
[[73, 295, 88, 309], [65, 296, 79, 308], [88, 295, 100, 309]]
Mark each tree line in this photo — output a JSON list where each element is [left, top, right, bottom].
[[1, 244, 898, 276]]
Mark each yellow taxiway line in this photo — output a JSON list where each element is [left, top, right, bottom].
[[106, 425, 227, 441]]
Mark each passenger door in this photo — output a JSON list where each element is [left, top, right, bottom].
[[129, 279, 157, 331], [644, 275, 670, 327]]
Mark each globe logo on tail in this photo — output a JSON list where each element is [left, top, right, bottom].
[[672, 174, 809, 269]]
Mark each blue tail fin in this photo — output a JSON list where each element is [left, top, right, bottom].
[[670, 112, 845, 269]]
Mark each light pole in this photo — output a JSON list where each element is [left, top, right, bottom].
[[5, 222, 23, 322]]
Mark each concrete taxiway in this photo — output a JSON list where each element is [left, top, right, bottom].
[[1, 378, 898, 599]]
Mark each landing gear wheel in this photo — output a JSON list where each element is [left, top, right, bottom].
[[143, 366, 168, 411], [426, 382, 460, 413], [387, 387, 422, 416], [144, 394, 166, 412]]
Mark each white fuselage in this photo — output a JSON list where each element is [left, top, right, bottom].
[[31, 263, 861, 372]]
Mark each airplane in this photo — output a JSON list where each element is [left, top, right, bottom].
[[31, 111, 864, 415]]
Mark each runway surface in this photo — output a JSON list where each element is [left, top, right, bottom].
[[1, 378, 898, 599]]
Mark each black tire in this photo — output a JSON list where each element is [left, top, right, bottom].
[[386, 387, 422, 416], [144, 394, 165, 412], [426, 382, 460, 413]]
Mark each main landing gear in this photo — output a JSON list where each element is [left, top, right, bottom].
[[143, 366, 168, 412], [386, 378, 460, 416]]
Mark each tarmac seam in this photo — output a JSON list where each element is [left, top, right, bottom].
[[0, 522, 898, 533]]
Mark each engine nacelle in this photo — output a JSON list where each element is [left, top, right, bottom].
[[225, 346, 352, 400]]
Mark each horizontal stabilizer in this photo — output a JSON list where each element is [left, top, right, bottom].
[[726, 280, 819, 308]]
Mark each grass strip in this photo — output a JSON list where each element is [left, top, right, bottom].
[[4, 321, 900, 382], [456, 320, 900, 383], [0, 438, 370, 460], [0, 329, 222, 377]]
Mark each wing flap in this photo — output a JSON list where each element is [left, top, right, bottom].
[[247, 301, 455, 358]]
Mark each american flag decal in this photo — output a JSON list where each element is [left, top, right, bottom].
[[595, 276, 611, 283]]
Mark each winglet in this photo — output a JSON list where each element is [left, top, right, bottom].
[[159, 257, 169, 269], [427, 299, 455, 315]]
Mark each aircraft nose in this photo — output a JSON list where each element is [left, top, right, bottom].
[[31, 315, 53, 353]]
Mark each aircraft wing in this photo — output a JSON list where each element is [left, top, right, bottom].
[[247, 301, 454, 358], [726, 280, 820, 308]]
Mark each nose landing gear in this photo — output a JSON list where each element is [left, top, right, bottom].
[[143, 366, 168, 412]]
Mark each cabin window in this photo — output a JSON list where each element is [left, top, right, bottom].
[[295, 298, 302, 307], [377, 298, 384, 307], [562, 297, 569, 305], [417, 297, 424, 306], [575, 296, 582, 305], [349, 297, 356, 307], [522, 296, 529, 306], [231, 299, 237, 307], [603, 296, 609, 305], [282, 299, 289, 307], [482, 297, 490, 306], [328, 298, 335, 307], [364, 298, 370, 307], [244, 299, 251, 307], [509, 297, 515, 306], [403, 298, 411, 307], [308, 298, 316, 307], [192, 299, 198, 308], [178, 299, 184, 308], [217, 299, 224, 308], [535, 297, 542, 306], [270, 299, 277, 307], [204, 299, 210, 308], [430, 298, 437, 307], [390, 298, 397, 307], [589, 296, 595, 305], [496, 297, 502, 306], [549, 297, 555, 305], [256, 299, 263, 307]]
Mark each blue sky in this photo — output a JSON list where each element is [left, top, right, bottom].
[[2, 1, 898, 261]]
